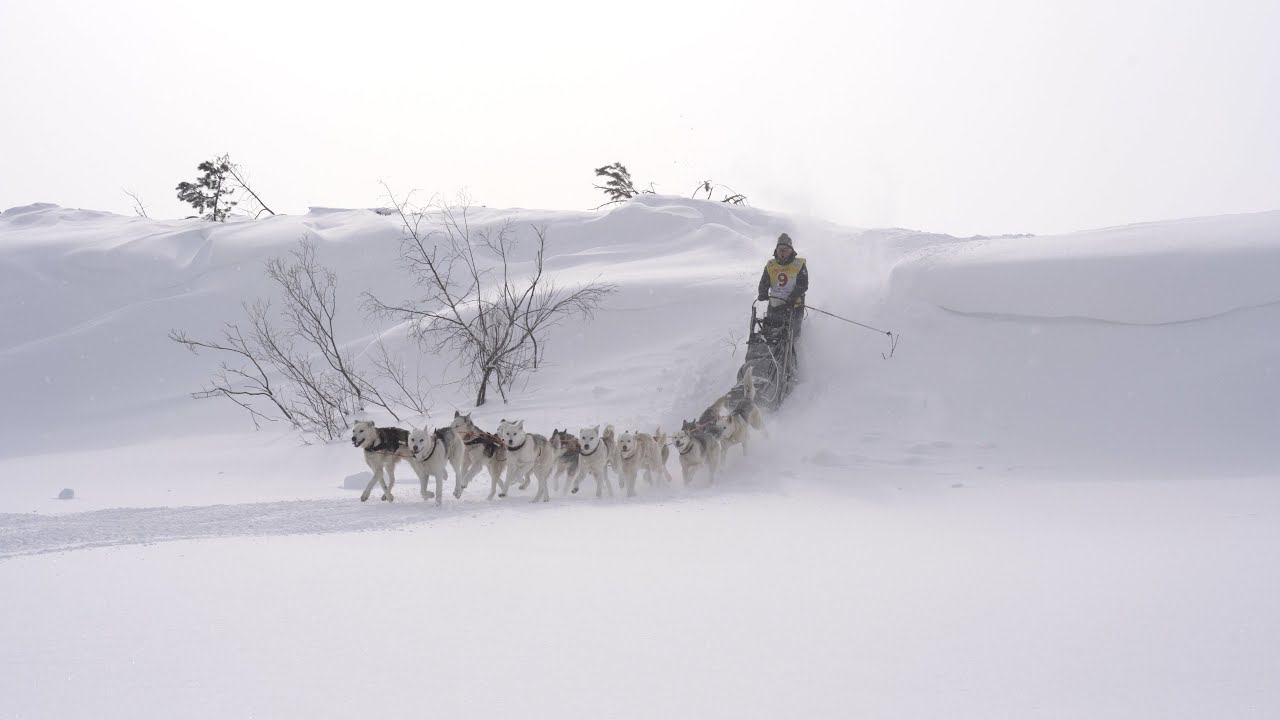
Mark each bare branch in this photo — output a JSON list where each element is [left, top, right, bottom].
[[369, 191, 615, 406], [123, 188, 149, 218]]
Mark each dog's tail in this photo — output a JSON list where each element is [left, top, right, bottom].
[[655, 426, 670, 464], [604, 424, 615, 441]]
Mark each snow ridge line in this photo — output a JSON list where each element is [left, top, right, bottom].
[[937, 297, 1280, 327]]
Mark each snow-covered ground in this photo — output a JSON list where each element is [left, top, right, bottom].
[[2, 197, 1279, 718]]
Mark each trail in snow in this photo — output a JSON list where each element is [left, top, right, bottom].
[[0, 482, 771, 559], [0, 499, 430, 558]]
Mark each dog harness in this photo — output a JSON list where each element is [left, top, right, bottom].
[[463, 430, 503, 458], [416, 434, 439, 462], [366, 427, 408, 454]]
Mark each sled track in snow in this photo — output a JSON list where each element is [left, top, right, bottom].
[[0, 499, 451, 559]]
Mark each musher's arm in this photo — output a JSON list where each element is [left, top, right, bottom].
[[757, 268, 771, 301], [792, 263, 809, 303]]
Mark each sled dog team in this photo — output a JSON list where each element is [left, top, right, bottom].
[[351, 369, 768, 504]]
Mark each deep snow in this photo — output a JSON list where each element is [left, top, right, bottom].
[[2, 197, 1279, 718]]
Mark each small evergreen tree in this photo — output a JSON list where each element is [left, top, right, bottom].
[[176, 155, 238, 221], [593, 162, 652, 207]]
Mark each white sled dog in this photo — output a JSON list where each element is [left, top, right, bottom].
[[616, 428, 671, 497], [450, 411, 508, 500], [714, 367, 768, 463], [674, 421, 721, 486], [572, 425, 617, 497], [496, 419, 556, 502], [408, 426, 453, 505], [351, 420, 413, 502]]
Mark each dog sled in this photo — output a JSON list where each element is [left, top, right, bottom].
[[723, 301, 800, 412]]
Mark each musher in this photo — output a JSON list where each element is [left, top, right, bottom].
[[756, 232, 807, 336]]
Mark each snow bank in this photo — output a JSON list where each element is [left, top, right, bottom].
[[889, 211, 1280, 324]]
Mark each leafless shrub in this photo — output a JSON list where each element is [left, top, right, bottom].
[[367, 189, 616, 406], [123, 188, 149, 218], [171, 238, 429, 440], [693, 180, 747, 205], [370, 337, 432, 415]]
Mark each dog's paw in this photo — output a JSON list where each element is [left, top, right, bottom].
[[360, 495, 369, 502], [422, 490, 435, 500]]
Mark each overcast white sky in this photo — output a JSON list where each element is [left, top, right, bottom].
[[1, 0, 1277, 235]]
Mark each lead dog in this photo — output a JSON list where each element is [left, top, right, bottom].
[[616, 428, 671, 497], [408, 426, 453, 505], [674, 421, 721, 486], [496, 419, 555, 502], [572, 425, 616, 497], [351, 420, 413, 502], [450, 411, 508, 500]]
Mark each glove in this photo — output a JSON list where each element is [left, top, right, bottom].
[[757, 293, 768, 302]]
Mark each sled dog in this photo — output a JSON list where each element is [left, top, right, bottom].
[[548, 429, 582, 494], [572, 425, 617, 497], [408, 426, 453, 505], [496, 419, 556, 502], [450, 411, 508, 500], [616, 428, 671, 497], [674, 423, 721, 486], [351, 420, 412, 502], [714, 367, 767, 462]]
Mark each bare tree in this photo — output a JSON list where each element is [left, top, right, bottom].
[[123, 188, 150, 218], [370, 337, 432, 415], [169, 313, 297, 430], [367, 190, 616, 406], [226, 162, 276, 218], [172, 239, 429, 440]]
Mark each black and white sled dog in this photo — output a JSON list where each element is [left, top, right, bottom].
[[572, 425, 618, 497], [714, 367, 768, 463], [408, 426, 457, 505], [496, 419, 556, 502], [674, 420, 721, 486], [351, 420, 414, 502], [450, 411, 508, 500], [616, 428, 672, 497]]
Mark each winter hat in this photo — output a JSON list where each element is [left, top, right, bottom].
[[776, 233, 793, 248]]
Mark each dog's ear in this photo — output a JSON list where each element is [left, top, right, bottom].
[[593, 424, 600, 433], [454, 410, 460, 417], [517, 420, 524, 430]]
